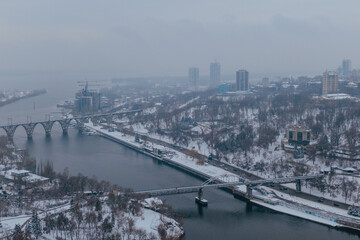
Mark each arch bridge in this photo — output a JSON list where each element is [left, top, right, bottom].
[[0, 110, 141, 141]]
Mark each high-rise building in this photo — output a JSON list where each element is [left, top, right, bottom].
[[342, 59, 352, 77], [210, 62, 221, 87], [262, 77, 269, 87], [188, 67, 199, 90], [75, 82, 101, 114], [236, 70, 249, 91], [322, 71, 338, 95]]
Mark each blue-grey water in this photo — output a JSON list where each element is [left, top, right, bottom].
[[0, 75, 358, 240]]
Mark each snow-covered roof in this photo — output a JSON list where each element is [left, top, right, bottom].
[[322, 93, 358, 101], [320, 167, 331, 172], [22, 173, 49, 183], [10, 169, 29, 175], [343, 167, 356, 172], [0, 169, 30, 180]]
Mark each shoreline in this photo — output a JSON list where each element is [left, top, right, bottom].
[[85, 123, 360, 232], [0, 89, 46, 108]]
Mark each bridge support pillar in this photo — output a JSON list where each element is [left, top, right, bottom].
[[58, 120, 71, 135], [41, 121, 54, 137], [3, 125, 17, 142], [77, 122, 85, 132], [22, 123, 36, 139], [296, 179, 302, 192], [77, 118, 89, 132], [246, 186, 253, 198], [6, 133, 14, 142], [195, 188, 208, 206], [198, 188, 203, 200]]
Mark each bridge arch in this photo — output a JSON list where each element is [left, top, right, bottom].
[[39, 121, 55, 137], [0, 124, 41, 140], [20, 123, 41, 139], [1, 125, 21, 141], [53, 119, 73, 135], [0, 111, 137, 141]]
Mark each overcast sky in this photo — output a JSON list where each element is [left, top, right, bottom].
[[1, 0, 359, 79]]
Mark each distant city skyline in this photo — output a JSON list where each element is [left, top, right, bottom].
[[1, 1, 360, 80]]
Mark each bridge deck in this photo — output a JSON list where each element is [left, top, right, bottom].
[[0, 109, 142, 127], [124, 175, 321, 197]]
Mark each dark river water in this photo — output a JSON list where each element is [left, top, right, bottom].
[[0, 76, 358, 239]]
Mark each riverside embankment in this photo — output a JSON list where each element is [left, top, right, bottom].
[[85, 123, 360, 232]]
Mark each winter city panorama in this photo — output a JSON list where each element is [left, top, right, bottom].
[[1, 1, 360, 240]]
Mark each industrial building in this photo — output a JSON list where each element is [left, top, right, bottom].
[[74, 82, 101, 114]]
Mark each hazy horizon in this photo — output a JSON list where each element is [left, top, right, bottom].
[[1, 0, 359, 80]]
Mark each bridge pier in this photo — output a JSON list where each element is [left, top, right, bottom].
[[62, 128, 68, 135], [296, 179, 302, 192], [77, 120, 85, 132], [22, 123, 37, 139], [3, 125, 16, 142], [198, 188, 203, 199], [58, 120, 71, 135], [41, 121, 54, 137], [195, 188, 208, 206], [246, 186, 253, 198]]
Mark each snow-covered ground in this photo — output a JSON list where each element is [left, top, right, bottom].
[[85, 122, 360, 230], [1, 196, 183, 240], [86, 122, 239, 181]]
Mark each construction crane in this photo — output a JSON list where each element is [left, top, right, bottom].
[[77, 80, 108, 93], [77, 80, 108, 87]]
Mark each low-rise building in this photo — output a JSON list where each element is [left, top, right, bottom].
[[0, 168, 49, 187], [286, 126, 311, 146]]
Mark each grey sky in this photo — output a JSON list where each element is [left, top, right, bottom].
[[1, 0, 359, 79]]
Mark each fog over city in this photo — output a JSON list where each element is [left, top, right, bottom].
[[3, 1, 360, 240], [1, 0, 360, 79]]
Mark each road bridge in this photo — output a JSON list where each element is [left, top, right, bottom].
[[0, 109, 141, 140], [122, 174, 322, 204]]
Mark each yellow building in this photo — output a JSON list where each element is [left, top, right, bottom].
[[322, 71, 338, 95]]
